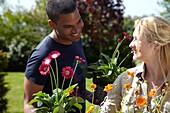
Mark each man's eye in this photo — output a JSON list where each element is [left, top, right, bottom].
[[63, 26, 72, 28], [78, 19, 83, 23]]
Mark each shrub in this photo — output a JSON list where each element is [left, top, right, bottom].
[[0, 50, 9, 113]]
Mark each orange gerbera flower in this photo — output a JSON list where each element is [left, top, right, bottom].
[[148, 89, 156, 97], [136, 96, 147, 107], [86, 106, 94, 113], [126, 70, 135, 77], [67, 89, 74, 96], [124, 84, 132, 89], [103, 84, 113, 92], [90, 83, 96, 90]]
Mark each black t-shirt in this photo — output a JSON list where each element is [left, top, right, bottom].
[[25, 36, 87, 112]]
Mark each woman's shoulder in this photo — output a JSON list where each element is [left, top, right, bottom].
[[115, 63, 144, 84]]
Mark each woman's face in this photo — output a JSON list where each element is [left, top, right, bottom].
[[129, 25, 153, 62]]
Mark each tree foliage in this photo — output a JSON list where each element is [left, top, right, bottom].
[[158, 0, 170, 20], [74, 0, 131, 66], [0, 0, 50, 71]]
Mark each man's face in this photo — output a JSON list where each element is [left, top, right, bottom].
[[54, 9, 84, 45]]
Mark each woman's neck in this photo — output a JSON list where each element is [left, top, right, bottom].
[[144, 62, 166, 90]]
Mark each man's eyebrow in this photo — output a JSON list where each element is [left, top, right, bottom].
[[62, 24, 73, 28]]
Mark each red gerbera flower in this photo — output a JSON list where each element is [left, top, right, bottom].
[[75, 56, 86, 63], [39, 63, 50, 75], [48, 51, 60, 59], [43, 57, 52, 65], [118, 38, 122, 42], [62, 66, 74, 79], [123, 32, 131, 40]]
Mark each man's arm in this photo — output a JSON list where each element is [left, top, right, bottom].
[[24, 77, 44, 113]]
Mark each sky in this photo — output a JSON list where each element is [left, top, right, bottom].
[[4, 0, 165, 17], [124, 0, 164, 16]]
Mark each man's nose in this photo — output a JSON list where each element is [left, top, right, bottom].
[[72, 25, 79, 34]]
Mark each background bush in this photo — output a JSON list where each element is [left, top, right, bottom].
[[0, 50, 9, 113]]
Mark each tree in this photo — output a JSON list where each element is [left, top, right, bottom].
[[158, 0, 170, 20], [74, 0, 130, 64], [0, 0, 50, 71]]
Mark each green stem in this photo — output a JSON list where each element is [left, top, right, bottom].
[[55, 59, 59, 103], [61, 78, 65, 90], [112, 37, 125, 60], [69, 61, 78, 87], [92, 92, 94, 104], [117, 52, 131, 67], [49, 60, 58, 103], [49, 71, 54, 94], [50, 65, 57, 89]]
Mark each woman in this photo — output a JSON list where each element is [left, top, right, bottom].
[[100, 16, 170, 113]]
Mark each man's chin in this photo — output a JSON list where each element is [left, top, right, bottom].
[[72, 37, 81, 42]]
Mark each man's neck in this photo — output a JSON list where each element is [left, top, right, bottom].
[[49, 30, 72, 45]]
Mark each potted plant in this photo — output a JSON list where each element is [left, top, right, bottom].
[[86, 32, 131, 103]]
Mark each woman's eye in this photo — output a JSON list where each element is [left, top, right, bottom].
[[132, 36, 137, 40]]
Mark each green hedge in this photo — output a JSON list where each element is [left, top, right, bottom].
[[0, 50, 9, 113]]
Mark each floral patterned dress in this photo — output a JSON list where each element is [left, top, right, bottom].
[[100, 63, 170, 113]]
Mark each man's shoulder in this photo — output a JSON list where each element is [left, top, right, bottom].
[[36, 36, 52, 49]]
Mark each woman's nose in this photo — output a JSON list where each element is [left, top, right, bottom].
[[129, 40, 134, 48]]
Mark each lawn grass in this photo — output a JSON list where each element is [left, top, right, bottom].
[[4, 72, 93, 113], [5, 72, 24, 113]]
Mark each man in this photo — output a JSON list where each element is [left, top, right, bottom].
[[24, 0, 89, 112]]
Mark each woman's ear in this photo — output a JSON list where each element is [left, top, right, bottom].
[[153, 41, 161, 51], [48, 19, 56, 29]]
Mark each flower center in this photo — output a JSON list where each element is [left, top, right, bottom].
[[45, 59, 50, 64], [52, 54, 58, 58], [43, 67, 48, 71], [65, 71, 70, 75]]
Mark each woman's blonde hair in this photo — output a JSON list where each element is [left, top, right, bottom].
[[134, 16, 170, 78]]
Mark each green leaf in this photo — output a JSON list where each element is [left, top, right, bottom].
[[76, 97, 85, 103], [28, 99, 39, 105], [74, 103, 82, 109], [68, 97, 77, 107], [101, 53, 111, 64], [53, 106, 65, 113], [63, 84, 78, 95]]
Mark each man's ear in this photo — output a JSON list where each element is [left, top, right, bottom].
[[48, 19, 56, 29]]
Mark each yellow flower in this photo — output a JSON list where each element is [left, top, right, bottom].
[[86, 105, 94, 113], [103, 84, 113, 92], [124, 84, 132, 89], [136, 96, 147, 107], [148, 89, 156, 97], [126, 70, 135, 77], [90, 83, 97, 90]]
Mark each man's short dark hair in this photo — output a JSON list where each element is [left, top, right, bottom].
[[46, 0, 77, 24]]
